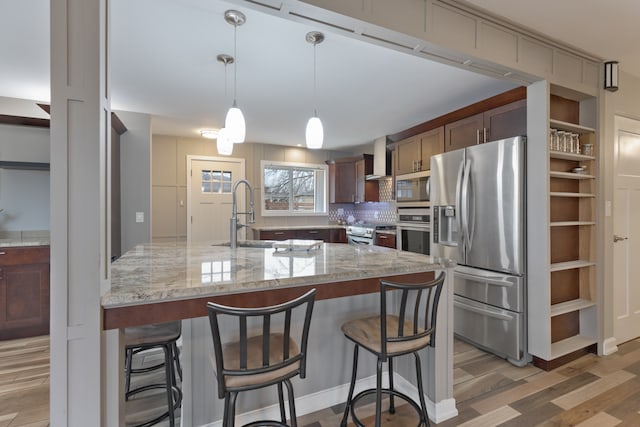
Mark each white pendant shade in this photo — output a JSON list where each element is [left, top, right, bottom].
[[225, 106, 246, 143], [216, 127, 234, 155], [305, 116, 323, 149]]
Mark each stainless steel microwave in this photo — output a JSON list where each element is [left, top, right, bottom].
[[395, 171, 430, 207]]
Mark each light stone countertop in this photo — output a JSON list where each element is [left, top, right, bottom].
[[0, 230, 50, 247], [103, 240, 448, 308]]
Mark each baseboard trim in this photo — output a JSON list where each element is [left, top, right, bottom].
[[200, 372, 457, 426], [392, 373, 458, 423], [602, 337, 619, 356]]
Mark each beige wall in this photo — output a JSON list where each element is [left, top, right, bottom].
[[601, 71, 640, 348], [151, 135, 354, 241]]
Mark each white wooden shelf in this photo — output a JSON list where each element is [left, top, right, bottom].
[[550, 119, 596, 134], [550, 260, 596, 272], [550, 298, 596, 317], [549, 171, 595, 180], [550, 221, 596, 227], [550, 335, 597, 359], [550, 192, 595, 198], [549, 151, 595, 161]]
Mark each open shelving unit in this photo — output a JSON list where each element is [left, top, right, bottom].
[[528, 83, 599, 370]]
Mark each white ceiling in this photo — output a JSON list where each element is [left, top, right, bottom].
[[1, 0, 637, 150]]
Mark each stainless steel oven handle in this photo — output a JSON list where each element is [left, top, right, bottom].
[[396, 224, 430, 232]]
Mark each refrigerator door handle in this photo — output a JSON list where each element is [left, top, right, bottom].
[[460, 159, 471, 250], [454, 299, 514, 321], [455, 271, 514, 287], [455, 160, 465, 248]]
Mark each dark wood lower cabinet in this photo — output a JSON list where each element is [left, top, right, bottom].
[[0, 246, 50, 340], [256, 228, 347, 243], [375, 232, 396, 249]]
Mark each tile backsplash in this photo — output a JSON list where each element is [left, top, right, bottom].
[[328, 178, 397, 224]]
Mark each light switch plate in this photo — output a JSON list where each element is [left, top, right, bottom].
[[136, 212, 144, 223]]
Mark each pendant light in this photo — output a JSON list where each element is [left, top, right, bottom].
[[216, 54, 235, 155], [224, 10, 246, 143], [305, 31, 324, 149], [216, 127, 234, 156]]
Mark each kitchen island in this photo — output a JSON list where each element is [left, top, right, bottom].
[[102, 241, 457, 425]]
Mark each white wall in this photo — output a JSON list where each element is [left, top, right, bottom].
[[117, 110, 152, 253], [0, 123, 50, 231]]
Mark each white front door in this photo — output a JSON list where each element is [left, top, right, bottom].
[[612, 116, 640, 344], [187, 156, 245, 243]]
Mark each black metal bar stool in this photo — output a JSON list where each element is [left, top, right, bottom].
[[207, 289, 316, 427], [124, 321, 183, 427], [340, 272, 445, 427]]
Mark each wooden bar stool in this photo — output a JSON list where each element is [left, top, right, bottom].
[[124, 321, 183, 427], [207, 289, 316, 427], [340, 273, 445, 427]]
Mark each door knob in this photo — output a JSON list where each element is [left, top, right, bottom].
[[614, 235, 628, 242]]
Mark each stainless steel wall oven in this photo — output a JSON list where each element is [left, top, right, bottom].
[[396, 208, 430, 255]]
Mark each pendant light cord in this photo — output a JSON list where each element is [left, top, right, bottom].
[[233, 24, 238, 107], [313, 42, 317, 117]]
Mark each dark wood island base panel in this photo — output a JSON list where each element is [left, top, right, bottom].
[[103, 271, 435, 330], [532, 344, 598, 371]]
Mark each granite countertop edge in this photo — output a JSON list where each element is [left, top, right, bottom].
[[103, 241, 450, 309]]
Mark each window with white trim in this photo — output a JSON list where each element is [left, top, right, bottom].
[[261, 160, 328, 216]]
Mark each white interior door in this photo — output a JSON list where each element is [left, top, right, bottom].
[[613, 116, 640, 344], [187, 157, 244, 243]]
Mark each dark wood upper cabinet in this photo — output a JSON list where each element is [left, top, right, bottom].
[[355, 155, 379, 203], [444, 113, 485, 152], [483, 99, 527, 142], [445, 99, 526, 152], [328, 154, 378, 203], [395, 127, 444, 175]]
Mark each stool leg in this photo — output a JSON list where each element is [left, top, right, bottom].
[[340, 344, 359, 427], [223, 393, 231, 427], [414, 352, 430, 427], [277, 382, 286, 423], [375, 358, 383, 427], [124, 347, 133, 401], [284, 378, 297, 427], [172, 342, 183, 381], [163, 344, 175, 427], [388, 356, 395, 414], [228, 391, 239, 427]]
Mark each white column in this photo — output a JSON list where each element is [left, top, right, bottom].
[[50, 0, 112, 425]]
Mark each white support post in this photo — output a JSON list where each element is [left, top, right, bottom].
[[50, 0, 112, 425]]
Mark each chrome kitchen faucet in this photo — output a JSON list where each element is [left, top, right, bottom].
[[230, 179, 255, 249]]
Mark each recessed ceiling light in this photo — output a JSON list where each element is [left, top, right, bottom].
[[200, 129, 219, 139]]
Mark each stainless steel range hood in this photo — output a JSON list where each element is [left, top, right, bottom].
[[365, 136, 392, 180]]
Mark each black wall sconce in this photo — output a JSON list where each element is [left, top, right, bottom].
[[604, 61, 619, 92]]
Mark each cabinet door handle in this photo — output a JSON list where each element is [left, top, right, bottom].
[[614, 235, 628, 242], [483, 128, 487, 143], [379, 235, 387, 239], [0, 252, 5, 255], [476, 129, 480, 145], [308, 230, 319, 234], [274, 231, 285, 235]]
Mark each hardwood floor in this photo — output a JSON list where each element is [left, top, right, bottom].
[[3, 335, 640, 426], [0, 335, 49, 427]]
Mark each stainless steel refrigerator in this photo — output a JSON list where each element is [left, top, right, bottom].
[[430, 136, 528, 366]]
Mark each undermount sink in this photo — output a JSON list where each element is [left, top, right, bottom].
[[213, 240, 274, 248]]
